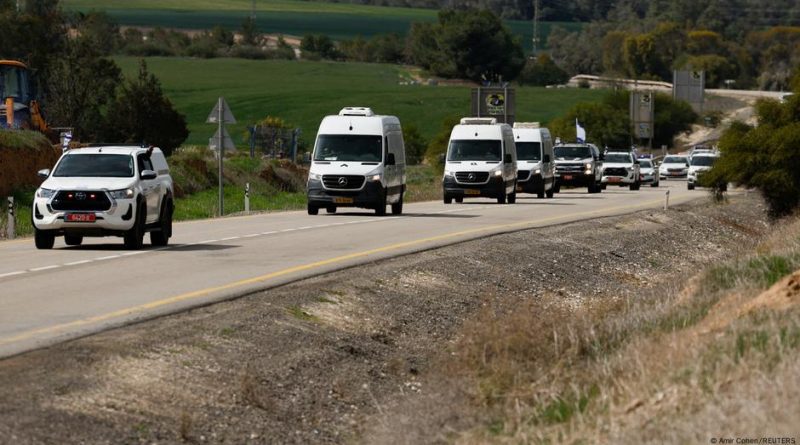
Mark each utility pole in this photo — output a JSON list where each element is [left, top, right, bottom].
[[532, 0, 540, 57], [251, 0, 256, 19]]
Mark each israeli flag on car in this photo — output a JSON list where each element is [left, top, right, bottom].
[[576, 119, 586, 143]]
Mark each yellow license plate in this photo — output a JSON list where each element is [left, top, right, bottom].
[[464, 189, 480, 195], [333, 197, 353, 204]]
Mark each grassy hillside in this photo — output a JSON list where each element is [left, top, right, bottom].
[[62, 0, 583, 51], [112, 57, 604, 147]]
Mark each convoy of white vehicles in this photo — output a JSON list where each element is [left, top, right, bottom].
[[27, 106, 722, 250]]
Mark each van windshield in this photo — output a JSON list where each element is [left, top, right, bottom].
[[314, 135, 383, 162], [515, 142, 541, 161], [53, 154, 135, 178], [448, 140, 501, 161], [555, 145, 592, 159]]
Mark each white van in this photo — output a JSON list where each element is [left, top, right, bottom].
[[443, 118, 517, 204], [307, 107, 406, 215], [512, 122, 555, 198]]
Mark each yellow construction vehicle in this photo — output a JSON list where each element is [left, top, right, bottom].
[[0, 60, 49, 133]]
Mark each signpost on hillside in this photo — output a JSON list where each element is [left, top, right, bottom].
[[630, 91, 655, 149], [207, 97, 237, 217], [673, 69, 705, 113], [471, 86, 516, 124]]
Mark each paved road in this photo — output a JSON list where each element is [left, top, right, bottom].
[[0, 181, 701, 358]]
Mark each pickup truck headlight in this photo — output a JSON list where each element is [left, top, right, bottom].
[[36, 188, 55, 199], [308, 172, 322, 181], [109, 188, 134, 199], [585, 163, 592, 169]]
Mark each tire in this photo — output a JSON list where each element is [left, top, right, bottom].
[[687, 183, 695, 190], [64, 234, 83, 246], [545, 183, 555, 198], [307, 204, 319, 215], [443, 195, 452, 204], [124, 203, 145, 250], [455, 197, 463, 203], [34, 228, 55, 250], [375, 193, 387, 216], [150, 200, 173, 247], [588, 182, 596, 194], [497, 188, 507, 204], [651, 181, 659, 187], [326, 206, 337, 214], [391, 192, 403, 215], [553, 183, 561, 194], [600, 184, 607, 190], [537, 187, 545, 199], [508, 191, 516, 204]]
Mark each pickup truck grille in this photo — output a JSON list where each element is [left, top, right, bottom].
[[556, 163, 585, 173], [455, 172, 489, 183], [322, 175, 365, 190], [517, 170, 531, 182], [604, 167, 628, 176], [51, 190, 112, 211]]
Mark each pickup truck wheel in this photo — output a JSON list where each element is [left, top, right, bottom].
[[443, 195, 452, 204], [124, 203, 146, 250], [545, 181, 555, 198], [64, 235, 83, 246], [34, 229, 55, 250], [150, 200, 172, 247], [391, 193, 403, 215], [687, 183, 695, 190], [307, 204, 319, 215]]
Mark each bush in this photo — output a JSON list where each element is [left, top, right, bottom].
[[424, 116, 460, 168], [403, 124, 426, 165], [518, 54, 569, 86]]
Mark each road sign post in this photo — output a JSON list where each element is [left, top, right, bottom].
[[207, 97, 236, 217], [6, 196, 15, 240], [245, 182, 250, 213]]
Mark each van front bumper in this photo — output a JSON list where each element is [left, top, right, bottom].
[[307, 179, 385, 209], [443, 176, 507, 199]]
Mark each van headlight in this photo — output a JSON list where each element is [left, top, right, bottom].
[[533, 169, 541, 175], [109, 188, 134, 199], [36, 188, 55, 199], [443, 169, 454, 178], [308, 172, 322, 181], [493, 169, 503, 177], [370, 174, 382, 181]]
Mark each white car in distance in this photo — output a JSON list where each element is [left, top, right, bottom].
[[659, 155, 690, 180], [687, 152, 720, 190]]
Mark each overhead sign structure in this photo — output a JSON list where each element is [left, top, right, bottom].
[[471, 87, 515, 124], [630, 91, 655, 141], [207, 97, 237, 217], [673, 69, 705, 113]]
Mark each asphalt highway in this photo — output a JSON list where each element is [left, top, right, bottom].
[[0, 180, 701, 358]]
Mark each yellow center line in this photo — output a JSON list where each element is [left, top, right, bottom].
[[0, 193, 689, 348]]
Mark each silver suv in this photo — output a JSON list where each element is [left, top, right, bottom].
[[32, 146, 174, 250]]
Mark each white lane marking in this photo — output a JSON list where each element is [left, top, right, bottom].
[[121, 251, 146, 256], [261, 231, 277, 235], [30, 265, 60, 272], [242, 234, 259, 238], [94, 255, 120, 261], [0, 271, 25, 279], [198, 240, 219, 244], [64, 260, 92, 266], [220, 236, 240, 241]]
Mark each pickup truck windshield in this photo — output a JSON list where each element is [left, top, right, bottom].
[[448, 140, 501, 161], [515, 142, 541, 161], [663, 156, 688, 164], [604, 153, 632, 163], [691, 156, 717, 167], [53, 154, 135, 178], [555, 145, 592, 159], [314, 135, 382, 162]]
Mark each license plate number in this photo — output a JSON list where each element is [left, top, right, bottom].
[[464, 189, 480, 195], [65, 213, 96, 223], [333, 197, 353, 204], [609, 177, 621, 183], [563, 175, 573, 180]]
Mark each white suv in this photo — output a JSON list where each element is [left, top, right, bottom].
[[600, 151, 641, 190], [687, 152, 720, 190], [32, 146, 174, 250]]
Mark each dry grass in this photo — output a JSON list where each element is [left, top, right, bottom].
[[450, 217, 800, 443]]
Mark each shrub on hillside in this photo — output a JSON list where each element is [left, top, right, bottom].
[[403, 123, 427, 165], [424, 116, 460, 168], [702, 93, 800, 217], [518, 54, 569, 86]]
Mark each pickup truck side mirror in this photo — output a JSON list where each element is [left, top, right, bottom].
[[140, 169, 157, 180], [37, 169, 50, 178], [504, 153, 513, 164], [543, 154, 551, 163], [386, 153, 396, 166]]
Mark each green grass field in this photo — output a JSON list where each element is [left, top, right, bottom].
[[113, 57, 604, 147], [62, 0, 583, 51]]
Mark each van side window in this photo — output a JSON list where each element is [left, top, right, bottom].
[[387, 132, 405, 164]]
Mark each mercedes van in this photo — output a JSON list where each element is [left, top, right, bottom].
[[512, 122, 555, 198], [442, 118, 517, 204], [306, 107, 406, 216]]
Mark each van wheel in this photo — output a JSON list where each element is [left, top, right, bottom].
[[151, 199, 173, 246], [497, 189, 507, 204], [34, 229, 55, 250], [307, 204, 319, 215], [508, 191, 516, 204], [391, 193, 403, 215], [545, 184, 555, 198], [375, 193, 387, 216], [64, 235, 83, 246], [537, 186, 545, 198], [687, 183, 695, 190], [124, 203, 146, 250], [443, 195, 452, 204], [326, 206, 337, 214]]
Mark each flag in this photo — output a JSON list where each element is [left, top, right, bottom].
[[576, 119, 586, 143]]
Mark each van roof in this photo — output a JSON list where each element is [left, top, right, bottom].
[[450, 121, 509, 140], [513, 126, 549, 143], [317, 112, 400, 136]]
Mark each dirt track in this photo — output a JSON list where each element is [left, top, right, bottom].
[[0, 193, 768, 444]]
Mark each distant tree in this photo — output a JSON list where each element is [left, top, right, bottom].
[[102, 60, 188, 155], [240, 17, 260, 46], [71, 11, 120, 56], [407, 9, 525, 82], [517, 53, 569, 86], [211, 25, 234, 47], [300, 34, 340, 60], [402, 123, 427, 165]]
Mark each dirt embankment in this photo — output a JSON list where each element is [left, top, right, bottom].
[[0, 131, 59, 197], [0, 194, 785, 444]]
